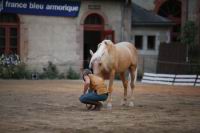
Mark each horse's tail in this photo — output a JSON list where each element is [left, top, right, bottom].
[[134, 67, 137, 85], [128, 66, 137, 85]]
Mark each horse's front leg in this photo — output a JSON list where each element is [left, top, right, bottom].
[[107, 69, 115, 109]]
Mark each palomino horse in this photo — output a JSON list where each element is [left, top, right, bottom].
[[89, 40, 138, 109]]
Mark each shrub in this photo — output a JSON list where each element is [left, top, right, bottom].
[[40, 61, 59, 79], [0, 65, 11, 79], [0, 54, 31, 79], [12, 63, 31, 79], [67, 66, 80, 79], [181, 21, 198, 63], [58, 73, 66, 79], [181, 21, 197, 47]]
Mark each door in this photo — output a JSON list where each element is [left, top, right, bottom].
[[102, 30, 115, 43]]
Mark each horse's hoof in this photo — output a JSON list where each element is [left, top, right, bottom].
[[120, 100, 128, 106], [129, 101, 134, 107], [107, 103, 112, 110]]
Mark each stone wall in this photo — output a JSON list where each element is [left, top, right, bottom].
[[19, 15, 79, 72]]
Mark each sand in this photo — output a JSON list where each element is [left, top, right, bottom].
[[0, 80, 199, 133]]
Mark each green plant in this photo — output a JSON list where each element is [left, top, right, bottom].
[[0, 63, 31, 79], [181, 21, 197, 47], [58, 73, 66, 79], [181, 21, 198, 63], [67, 66, 80, 79], [0, 65, 10, 79], [40, 61, 59, 79], [12, 63, 32, 79]]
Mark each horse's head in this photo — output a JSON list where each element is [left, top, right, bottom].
[[89, 40, 114, 76]]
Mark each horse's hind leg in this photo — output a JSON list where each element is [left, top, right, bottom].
[[120, 72, 128, 106], [107, 69, 115, 110], [129, 66, 137, 107]]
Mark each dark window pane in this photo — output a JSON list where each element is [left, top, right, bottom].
[[0, 38, 5, 48], [0, 28, 5, 54], [158, 0, 181, 18], [147, 36, 156, 50], [0, 28, 5, 36], [135, 35, 143, 49], [10, 38, 17, 48], [10, 28, 17, 36]]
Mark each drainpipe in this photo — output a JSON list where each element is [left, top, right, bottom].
[[183, 0, 189, 62], [120, 0, 125, 41], [121, 0, 131, 41], [182, 0, 188, 27], [198, 0, 200, 46], [186, 0, 188, 21]]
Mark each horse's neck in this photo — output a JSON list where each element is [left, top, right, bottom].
[[101, 49, 117, 70]]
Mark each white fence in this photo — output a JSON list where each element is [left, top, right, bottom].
[[141, 73, 200, 87]]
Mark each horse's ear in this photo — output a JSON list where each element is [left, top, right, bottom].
[[104, 40, 108, 45], [105, 40, 113, 45], [89, 49, 94, 56], [98, 43, 101, 48]]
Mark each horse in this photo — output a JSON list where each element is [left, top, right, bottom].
[[89, 40, 138, 109]]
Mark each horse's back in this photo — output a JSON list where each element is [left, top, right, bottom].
[[116, 42, 137, 61], [115, 42, 137, 71]]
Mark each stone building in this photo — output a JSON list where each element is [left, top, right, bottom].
[[133, 0, 200, 45], [0, 0, 173, 75], [131, 0, 200, 74], [131, 3, 173, 73], [0, 0, 133, 73]]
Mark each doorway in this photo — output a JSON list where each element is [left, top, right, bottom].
[[83, 13, 104, 68], [83, 13, 115, 68], [84, 30, 101, 68]]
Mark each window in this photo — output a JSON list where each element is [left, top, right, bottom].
[[134, 35, 143, 49], [0, 28, 5, 54], [147, 36, 156, 50], [157, 0, 181, 41], [0, 13, 19, 55]]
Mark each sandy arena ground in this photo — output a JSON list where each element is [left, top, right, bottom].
[[0, 80, 200, 133]]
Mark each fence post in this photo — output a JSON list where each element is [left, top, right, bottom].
[[142, 57, 145, 74], [172, 74, 176, 86], [194, 75, 198, 87]]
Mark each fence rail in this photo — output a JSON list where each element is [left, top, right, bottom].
[[141, 72, 200, 87]]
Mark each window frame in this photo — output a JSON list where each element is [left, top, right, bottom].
[[132, 33, 158, 53], [0, 14, 20, 55]]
